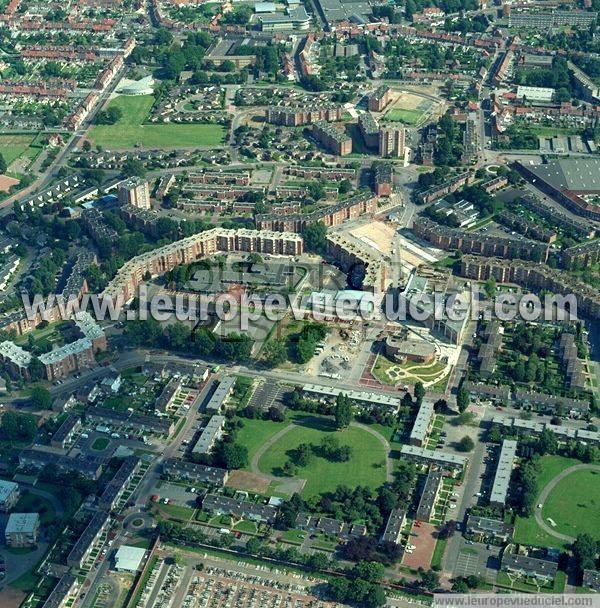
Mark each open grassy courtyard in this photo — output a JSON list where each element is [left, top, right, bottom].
[[88, 95, 226, 149], [513, 455, 597, 548], [258, 416, 387, 497], [541, 468, 600, 540]]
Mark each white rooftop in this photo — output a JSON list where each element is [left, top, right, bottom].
[[114, 545, 146, 572]]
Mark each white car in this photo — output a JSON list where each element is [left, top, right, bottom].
[[449, 504, 457, 509], [405, 549, 414, 554]]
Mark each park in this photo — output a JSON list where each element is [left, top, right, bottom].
[[514, 455, 600, 548], [88, 95, 226, 149]]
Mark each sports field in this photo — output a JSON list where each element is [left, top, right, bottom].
[[258, 416, 387, 497], [384, 108, 424, 125], [88, 95, 226, 149]]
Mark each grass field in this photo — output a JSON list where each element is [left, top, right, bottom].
[[513, 455, 589, 548], [91, 436, 110, 451], [88, 95, 226, 149], [0, 134, 37, 165], [14, 493, 56, 525], [541, 468, 600, 539], [383, 108, 424, 125], [236, 417, 288, 468], [257, 416, 387, 497]]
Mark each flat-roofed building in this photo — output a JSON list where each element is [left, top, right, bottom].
[[380, 508, 406, 546], [51, 415, 81, 449], [312, 121, 352, 156], [0, 480, 19, 511], [385, 334, 436, 364], [466, 515, 513, 543], [501, 551, 558, 582], [379, 126, 405, 158], [162, 458, 228, 486], [118, 177, 151, 210], [410, 401, 435, 447], [400, 444, 467, 471], [205, 377, 235, 413], [367, 85, 392, 112], [490, 439, 517, 508], [192, 415, 226, 455], [5, 512, 39, 547], [516, 86, 555, 103], [415, 470, 442, 522], [0, 340, 32, 379]]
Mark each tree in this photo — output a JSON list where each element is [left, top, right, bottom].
[[1, 411, 37, 442], [334, 393, 352, 429], [572, 534, 598, 575], [0, 152, 7, 174], [457, 384, 470, 413], [30, 386, 51, 410], [262, 339, 287, 368], [301, 221, 328, 254], [418, 568, 440, 591], [352, 561, 385, 583], [536, 428, 558, 455], [452, 579, 469, 592], [216, 443, 249, 470], [122, 158, 146, 178], [294, 443, 313, 467], [484, 278, 496, 299], [457, 435, 474, 452], [414, 382, 425, 406]]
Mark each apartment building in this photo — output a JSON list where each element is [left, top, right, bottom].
[[102, 228, 303, 303], [191, 415, 226, 455], [256, 192, 377, 232], [413, 216, 549, 263], [459, 255, 600, 320], [379, 126, 406, 158], [312, 121, 353, 156], [0, 341, 32, 380], [508, 9, 597, 30], [266, 105, 342, 126], [358, 112, 379, 148], [0, 480, 20, 511], [367, 85, 392, 112], [5, 513, 39, 548], [326, 231, 388, 294], [490, 440, 518, 508], [117, 177, 151, 210], [67, 513, 110, 568], [417, 172, 475, 204]]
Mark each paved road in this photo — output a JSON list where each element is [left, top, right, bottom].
[[534, 463, 600, 543]]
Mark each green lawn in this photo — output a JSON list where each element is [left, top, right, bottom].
[[91, 436, 110, 451], [430, 537, 447, 569], [383, 108, 424, 125], [0, 134, 36, 165], [236, 417, 288, 469], [258, 417, 387, 497], [541, 468, 600, 540], [88, 95, 226, 149], [513, 455, 589, 548]]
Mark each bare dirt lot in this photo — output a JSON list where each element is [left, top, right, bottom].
[[226, 470, 271, 494], [349, 221, 396, 256]]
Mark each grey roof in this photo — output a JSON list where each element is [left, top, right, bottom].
[[502, 552, 558, 579], [202, 494, 277, 523], [162, 458, 228, 485], [410, 401, 434, 444], [41, 574, 78, 608], [192, 415, 226, 455], [5, 512, 38, 535], [205, 377, 235, 412], [466, 515, 513, 537], [415, 471, 442, 522], [490, 439, 517, 506], [380, 508, 406, 545], [526, 158, 600, 192], [0, 480, 18, 503], [400, 444, 468, 469], [67, 512, 110, 567]]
